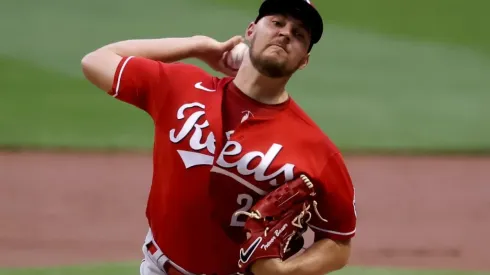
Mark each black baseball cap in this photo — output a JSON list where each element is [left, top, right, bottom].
[[255, 0, 324, 49]]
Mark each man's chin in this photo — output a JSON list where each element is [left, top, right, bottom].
[[259, 64, 289, 78], [251, 53, 288, 77], [260, 54, 287, 68]]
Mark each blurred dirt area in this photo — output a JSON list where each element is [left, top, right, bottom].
[[1, 151, 488, 271]]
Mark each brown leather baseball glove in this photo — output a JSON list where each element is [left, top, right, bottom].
[[235, 174, 328, 273]]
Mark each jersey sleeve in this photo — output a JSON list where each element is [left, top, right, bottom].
[[109, 56, 171, 119], [308, 152, 357, 242]]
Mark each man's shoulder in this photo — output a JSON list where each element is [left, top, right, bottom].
[[162, 61, 213, 78], [159, 62, 227, 93], [286, 99, 341, 153]]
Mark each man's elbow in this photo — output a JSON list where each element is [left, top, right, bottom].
[[334, 254, 349, 271], [81, 51, 96, 79], [81, 50, 106, 79], [81, 51, 102, 90], [330, 239, 352, 272], [80, 49, 121, 92]]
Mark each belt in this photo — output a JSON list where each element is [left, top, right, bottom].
[[147, 242, 186, 275], [146, 242, 238, 275]]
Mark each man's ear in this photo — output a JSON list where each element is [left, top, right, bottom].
[[298, 53, 310, 70], [245, 21, 255, 43]]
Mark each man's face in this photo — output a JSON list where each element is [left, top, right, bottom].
[[246, 14, 311, 78]]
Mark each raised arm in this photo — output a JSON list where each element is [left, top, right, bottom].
[[81, 36, 243, 92]]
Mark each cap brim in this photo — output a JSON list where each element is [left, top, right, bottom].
[[257, 0, 323, 45]]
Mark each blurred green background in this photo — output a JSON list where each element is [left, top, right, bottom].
[[1, 0, 489, 154], [1, 0, 488, 274]]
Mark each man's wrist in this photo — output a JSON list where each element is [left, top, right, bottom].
[[189, 35, 210, 59]]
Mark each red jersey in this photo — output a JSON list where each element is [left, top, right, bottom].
[[110, 56, 357, 275]]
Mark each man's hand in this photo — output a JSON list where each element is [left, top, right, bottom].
[[235, 175, 319, 273], [191, 35, 244, 76]]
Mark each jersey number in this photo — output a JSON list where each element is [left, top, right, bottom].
[[230, 193, 254, 227]]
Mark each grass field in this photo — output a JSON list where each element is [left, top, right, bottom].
[[1, 1, 489, 274], [1, 0, 489, 152], [1, 263, 487, 275]]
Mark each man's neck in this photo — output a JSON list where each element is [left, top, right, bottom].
[[233, 59, 290, 105]]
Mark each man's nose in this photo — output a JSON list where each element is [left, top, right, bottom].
[[278, 27, 292, 41]]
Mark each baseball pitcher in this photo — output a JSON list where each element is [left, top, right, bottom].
[[81, 0, 357, 274]]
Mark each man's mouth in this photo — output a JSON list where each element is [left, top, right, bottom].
[[268, 43, 287, 53]]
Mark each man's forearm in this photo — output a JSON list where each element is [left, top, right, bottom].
[[252, 239, 351, 275], [100, 36, 201, 63], [282, 239, 351, 275]]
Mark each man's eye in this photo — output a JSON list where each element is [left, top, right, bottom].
[[294, 31, 305, 39]]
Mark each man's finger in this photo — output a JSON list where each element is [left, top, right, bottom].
[[217, 53, 238, 76], [220, 64, 238, 77], [221, 35, 244, 51]]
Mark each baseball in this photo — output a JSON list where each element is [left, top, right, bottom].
[[226, 42, 249, 70]]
